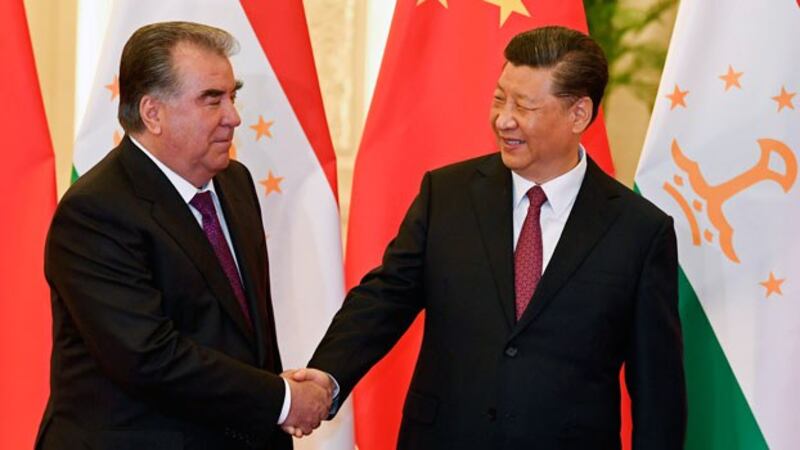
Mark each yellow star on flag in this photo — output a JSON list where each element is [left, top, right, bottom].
[[666, 84, 689, 110], [760, 272, 785, 297], [771, 86, 796, 112], [417, 0, 447, 7], [718, 65, 743, 91], [259, 171, 284, 196], [249, 115, 274, 141], [484, 0, 531, 27], [105, 75, 119, 100]]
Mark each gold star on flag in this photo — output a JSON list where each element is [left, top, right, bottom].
[[259, 171, 284, 196], [760, 272, 785, 297], [718, 65, 743, 91], [250, 115, 274, 141], [666, 84, 689, 110], [105, 75, 119, 100], [484, 0, 531, 27], [417, 0, 447, 7], [771, 86, 795, 112]]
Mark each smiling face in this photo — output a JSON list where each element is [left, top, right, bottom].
[[490, 63, 591, 184], [141, 42, 242, 187]]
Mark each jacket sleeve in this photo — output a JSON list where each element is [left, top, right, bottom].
[[308, 172, 434, 404], [625, 215, 687, 449]]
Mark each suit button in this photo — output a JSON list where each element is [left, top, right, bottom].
[[505, 346, 518, 357], [486, 408, 497, 422]]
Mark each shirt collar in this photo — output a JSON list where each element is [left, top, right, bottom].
[[511, 146, 587, 218], [129, 135, 216, 204]]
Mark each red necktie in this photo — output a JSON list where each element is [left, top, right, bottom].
[[190, 191, 252, 327], [514, 186, 547, 320]]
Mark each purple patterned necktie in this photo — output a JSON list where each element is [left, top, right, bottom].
[[190, 191, 252, 327], [514, 186, 547, 320]]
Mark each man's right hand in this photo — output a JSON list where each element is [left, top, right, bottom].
[[280, 369, 333, 437]]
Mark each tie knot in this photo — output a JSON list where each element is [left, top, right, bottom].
[[190, 191, 215, 217], [526, 186, 547, 209]]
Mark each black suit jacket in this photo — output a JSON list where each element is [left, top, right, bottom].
[[36, 137, 292, 450], [310, 153, 686, 450]]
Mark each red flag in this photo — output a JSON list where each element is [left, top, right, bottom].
[[347, 1, 617, 449], [0, 2, 57, 449]]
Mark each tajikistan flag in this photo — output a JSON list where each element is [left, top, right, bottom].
[[72, 1, 353, 449], [635, 1, 800, 449]]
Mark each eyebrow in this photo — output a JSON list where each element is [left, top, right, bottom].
[[199, 80, 244, 99], [199, 89, 225, 99], [495, 84, 538, 104]]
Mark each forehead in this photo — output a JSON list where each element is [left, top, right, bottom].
[[170, 42, 235, 89], [496, 63, 555, 99]]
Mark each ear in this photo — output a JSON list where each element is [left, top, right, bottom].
[[139, 94, 163, 135], [570, 96, 593, 134]]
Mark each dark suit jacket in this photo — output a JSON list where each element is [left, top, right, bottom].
[[36, 137, 292, 450], [310, 153, 686, 450]]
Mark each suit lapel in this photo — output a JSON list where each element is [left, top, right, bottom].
[[214, 173, 270, 367], [470, 155, 516, 329], [119, 138, 257, 345], [511, 159, 622, 339]]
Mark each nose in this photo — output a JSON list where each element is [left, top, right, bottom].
[[223, 101, 242, 128], [494, 107, 517, 131]]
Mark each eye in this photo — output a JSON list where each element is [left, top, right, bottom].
[[202, 96, 222, 106]]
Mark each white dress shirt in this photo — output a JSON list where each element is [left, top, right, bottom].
[[129, 136, 292, 424], [512, 147, 587, 273]]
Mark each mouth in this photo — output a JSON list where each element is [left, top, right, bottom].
[[499, 137, 526, 149]]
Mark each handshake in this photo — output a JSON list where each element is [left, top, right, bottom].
[[280, 368, 336, 438]]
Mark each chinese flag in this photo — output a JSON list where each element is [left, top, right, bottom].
[[347, 1, 619, 449], [0, 2, 57, 449]]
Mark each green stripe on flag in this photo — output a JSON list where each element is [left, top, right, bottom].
[[678, 266, 768, 449], [70, 165, 79, 184]]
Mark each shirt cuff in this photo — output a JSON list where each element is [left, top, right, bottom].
[[327, 373, 342, 417], [329, 374, 341, 399], [277, 378, 291, 424]]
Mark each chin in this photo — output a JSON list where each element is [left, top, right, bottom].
[[210, 154, 231, 173], [500, 150, 525, 171]]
